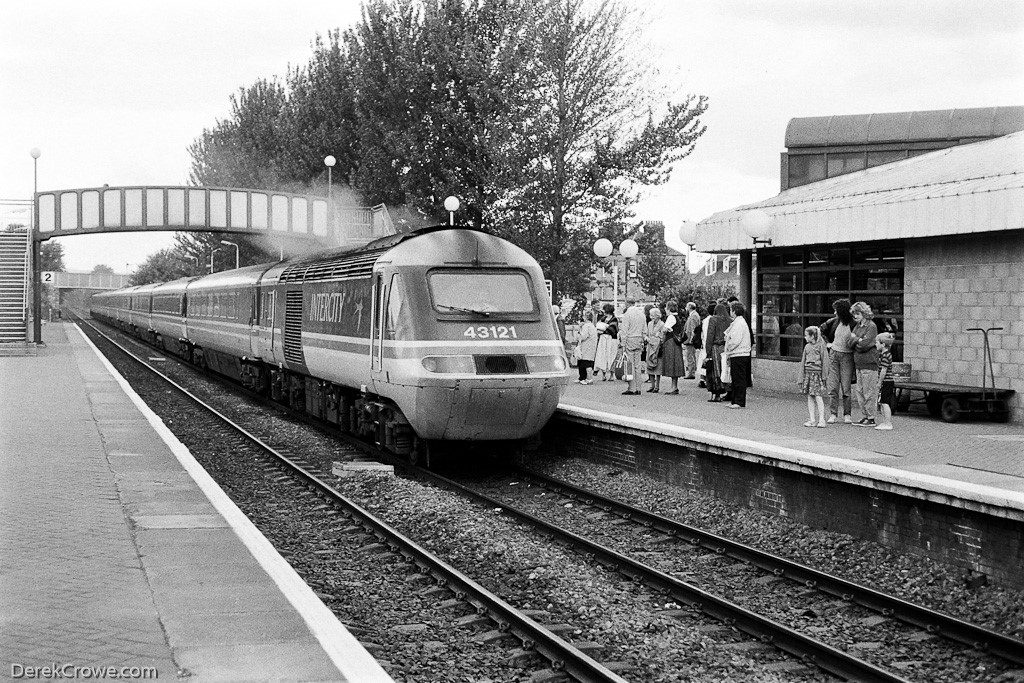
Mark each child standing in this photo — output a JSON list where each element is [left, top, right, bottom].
[[875, 333, 895, 430], [799, 326, 829, 427]]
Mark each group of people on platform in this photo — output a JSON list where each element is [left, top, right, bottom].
[[570, 296, 754, 408], [561, 295, 895, 429], [803, 298, 895, 431]]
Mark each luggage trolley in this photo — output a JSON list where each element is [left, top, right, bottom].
[[893, 327, 1015, 423]]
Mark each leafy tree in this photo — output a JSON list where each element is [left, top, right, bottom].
[[130, 248, 199, 286], [92, 264, 114, 274], [182, 0, 709, 302], [631, 222, 682, 296], [656, 275, 736, 316], [40, 241, 65, 272]]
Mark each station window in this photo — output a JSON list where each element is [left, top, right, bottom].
[[756, 245, 904, 362], [787, 154, 826, 188]]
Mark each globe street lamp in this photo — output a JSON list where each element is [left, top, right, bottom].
[[679, 220, 697, 250], [444, 196, 460, 226], [740, 209, 774, 247], [220, 240, 239, 270], [324, 155, 336, 234]]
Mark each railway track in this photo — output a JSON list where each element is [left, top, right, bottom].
[[77, 313, 1024, 682], [74, 314, 631, 683]]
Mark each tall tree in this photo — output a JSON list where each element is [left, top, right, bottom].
[[92, 264, 114, 274], [40, 242, 65, 272], [508, 0, 706, 298]]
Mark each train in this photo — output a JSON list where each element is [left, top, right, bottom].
[[91, 227, 570, 464]]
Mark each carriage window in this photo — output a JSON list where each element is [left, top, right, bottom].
[[385, 274, 411, 340], [428, 269, 535, 315]]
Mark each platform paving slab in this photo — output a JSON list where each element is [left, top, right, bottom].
[[1, 323, 390, 682], [560, 372, 1024, 496]]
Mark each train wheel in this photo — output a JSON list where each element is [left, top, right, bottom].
[[410, 438, 433, 469]]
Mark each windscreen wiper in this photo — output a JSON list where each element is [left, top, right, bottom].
[[437, 304, 491, 317]]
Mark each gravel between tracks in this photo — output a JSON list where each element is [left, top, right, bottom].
[[96, 328, 1024, 682]]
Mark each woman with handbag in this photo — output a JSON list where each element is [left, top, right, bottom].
[[644, 308, 666, 392], [593, 303, 618, 381], [723, 301, 753, 408], [660, 302, 686, 394], [704, 302, 730, 402]]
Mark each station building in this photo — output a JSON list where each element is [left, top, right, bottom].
[[696, 106, 1024, 422]]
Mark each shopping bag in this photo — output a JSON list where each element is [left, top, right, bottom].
[[720, 357, 732, 384], [612, 350, 626, 381]]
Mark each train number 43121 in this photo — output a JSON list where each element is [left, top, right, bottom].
[[463, 325, 518, 339]]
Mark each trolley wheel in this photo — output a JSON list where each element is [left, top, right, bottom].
[[940, 396, 961, 423], [925, 392, 943, 417]]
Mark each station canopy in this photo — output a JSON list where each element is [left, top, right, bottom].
[[696, 130, 1024, 253]]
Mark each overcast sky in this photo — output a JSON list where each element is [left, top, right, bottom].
[[2, 0, 1022, 272]]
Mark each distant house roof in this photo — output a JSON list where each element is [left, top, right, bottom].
[[785, 106, 1024, 148], [696, 130, 1024, 253]]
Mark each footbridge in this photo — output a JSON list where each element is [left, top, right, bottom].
[[17, 185, 396, 344]]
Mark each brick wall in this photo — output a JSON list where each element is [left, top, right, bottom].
[[545, 418, 1024, 587], [903, 232, 1024, 423]]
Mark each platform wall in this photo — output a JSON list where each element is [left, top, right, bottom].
[[545, 418, 1024, 588]]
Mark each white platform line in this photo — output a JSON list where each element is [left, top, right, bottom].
[[75, 325, 394, 683]]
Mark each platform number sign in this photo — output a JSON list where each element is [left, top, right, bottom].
[[545, 279, 553, 303], [42, 271, 55, 284]]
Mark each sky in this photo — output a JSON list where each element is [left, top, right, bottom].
[[1, 0, 1022, 273]]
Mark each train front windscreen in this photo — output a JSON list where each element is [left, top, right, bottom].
[[427, 269, 536, 315]]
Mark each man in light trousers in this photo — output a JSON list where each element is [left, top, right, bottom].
[[618, 298, 647, 395]]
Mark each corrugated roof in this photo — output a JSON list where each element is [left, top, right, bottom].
[[696, 131, 1024, 252], [784, 106, 1024, 147]]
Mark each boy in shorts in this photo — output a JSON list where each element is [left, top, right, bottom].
[[875, 333, 895, 430]]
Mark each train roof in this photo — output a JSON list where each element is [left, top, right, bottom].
[[184, 263, 273, 291], [150, 276, 201, 295]]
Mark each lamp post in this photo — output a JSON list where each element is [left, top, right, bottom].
[[209, 248, 220, 274], [619, 238, 638, 299], [443, 196, 460, 226], [30, 148, 41, 344], [220, 240, 239, 269], [324, 155, 336, 234], [593, 237, 639, 307]]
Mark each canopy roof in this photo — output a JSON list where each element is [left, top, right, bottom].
[[696, 131, 1024, 252]]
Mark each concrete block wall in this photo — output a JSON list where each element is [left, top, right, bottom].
[[751, 358, 801, 394], [903, 232, 1024, 423]]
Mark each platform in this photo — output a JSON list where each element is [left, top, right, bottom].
[[559, 372, 1024, 504], [0, 323, 392, 682]]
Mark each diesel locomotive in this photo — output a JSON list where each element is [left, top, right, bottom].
[[91, 227, 570, 463]]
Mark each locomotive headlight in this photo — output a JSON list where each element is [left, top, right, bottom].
[[525, 355, 567, 373], [421, 355, 476, 374]]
